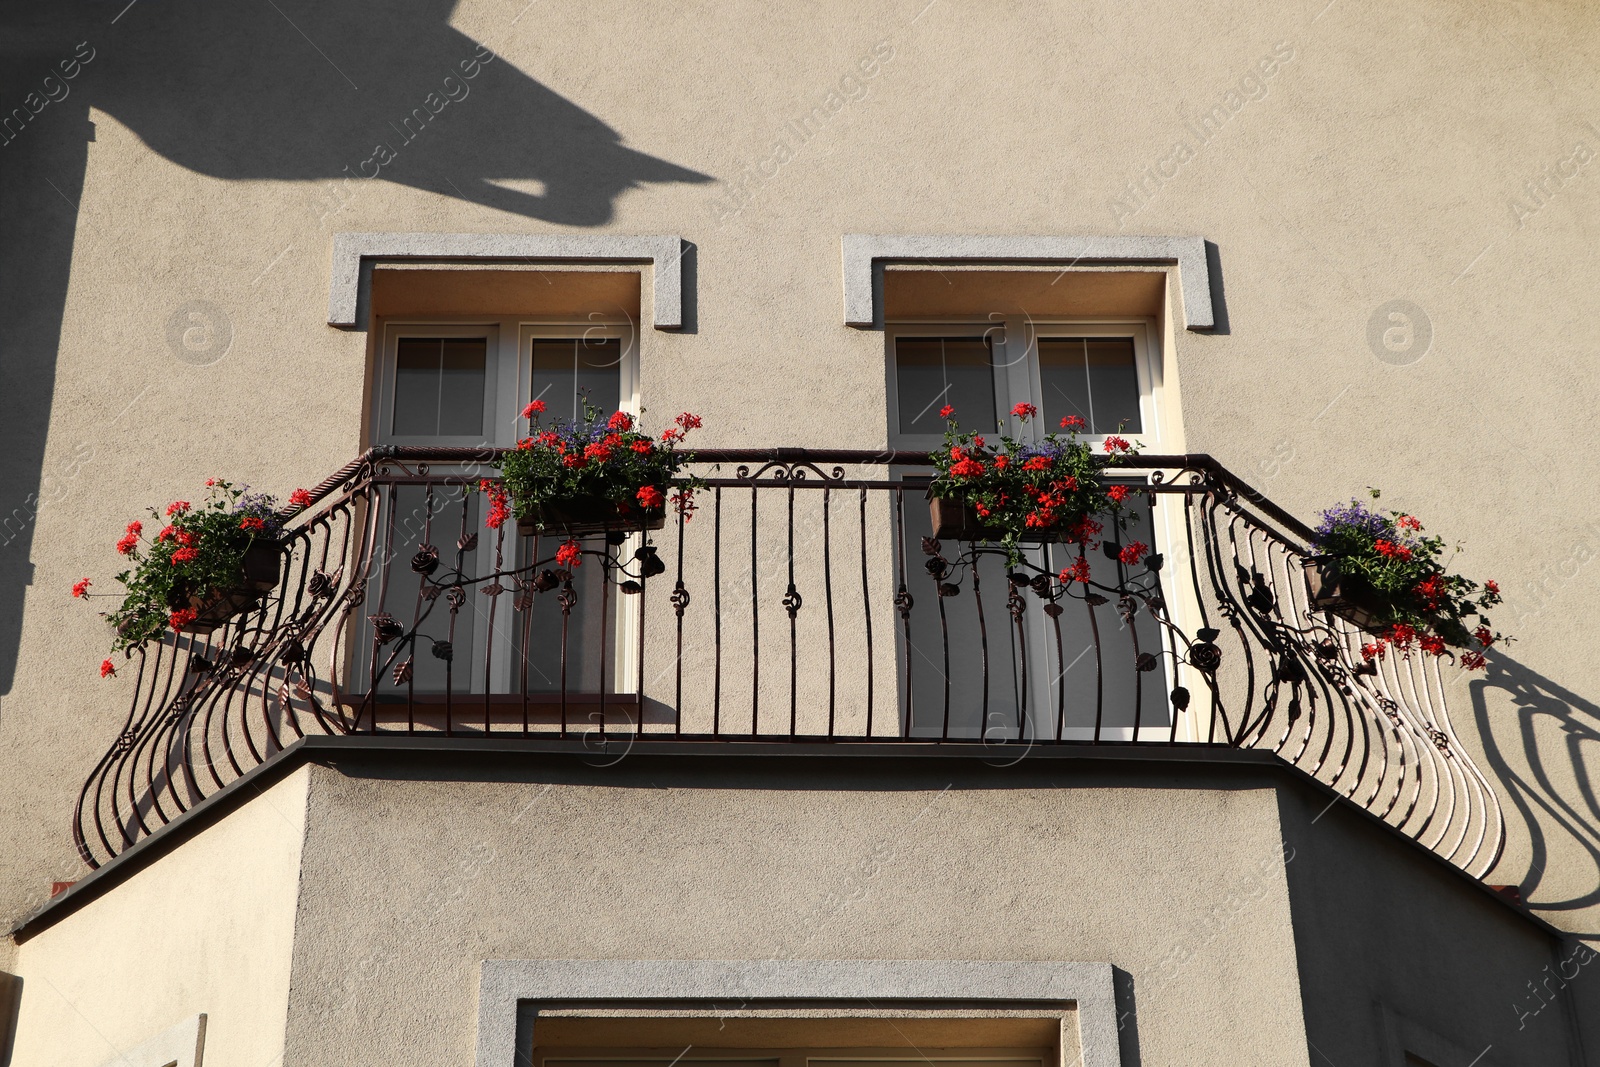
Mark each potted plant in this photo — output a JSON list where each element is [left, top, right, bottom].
[[928, 402, 1142, 566], [1306, 492, 1505, 669], [484, 399, 701, 542], [75, 479, 311, 670]]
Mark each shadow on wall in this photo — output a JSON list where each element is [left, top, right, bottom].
[[1473, 654, 1600, 934], [0, 0, 710, 696]]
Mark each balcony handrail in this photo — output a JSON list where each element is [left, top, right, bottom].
[[74, 448, 1502, 883]]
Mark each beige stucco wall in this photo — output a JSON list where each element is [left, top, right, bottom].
[[5, 766, 308, 1067], [282, 757, 1315, 1067], [3, 0, 1600, 1039]]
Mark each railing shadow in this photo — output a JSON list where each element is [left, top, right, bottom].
[[1472, 654, 1600, 934]]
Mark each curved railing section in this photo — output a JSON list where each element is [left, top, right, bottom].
[[73, 448, 1504, 879]]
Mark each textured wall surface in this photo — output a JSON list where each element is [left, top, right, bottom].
[[5, 767, 309, 1067], [2, 0, 1599, 1054], [284, 756, 1315, 1067]]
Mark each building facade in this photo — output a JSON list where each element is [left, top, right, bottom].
[[2, 2, 1599, 1064]]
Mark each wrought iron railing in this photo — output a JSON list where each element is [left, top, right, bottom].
[[74, 448, 1505, 879]]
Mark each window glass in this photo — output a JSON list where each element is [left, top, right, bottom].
[[392, 337, 487, 437], [531, 338, 623, 423], [895, 336, 995, 435], [1038, 337, 1142, 434]]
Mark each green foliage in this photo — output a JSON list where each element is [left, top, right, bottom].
[[95, 481, 283, 654], [1311, 493, 1504, 667], [487, 399, 701, 532], [927, 403, 1140, 568]]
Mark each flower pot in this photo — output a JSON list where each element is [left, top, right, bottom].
[[927, 495, 1071, 544], [516, 492, 667, 538], [171, 540, 283, 635], [1302, 555, 1385, 633]]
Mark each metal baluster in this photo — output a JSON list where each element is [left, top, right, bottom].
[[713, 486, 723, 735], [859, 486, 874, 737]]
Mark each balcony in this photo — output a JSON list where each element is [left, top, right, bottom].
[[74, 448, 1504, 880]]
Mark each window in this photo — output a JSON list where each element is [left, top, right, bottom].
[[885, 317, 1174, 740], [887, 320, 1161, 449], [359, 317, 639, 704], [392, 337, 490, 437], [374, 318, 637, 448], [1036, 337, 1142, 435], [528, 1017, 1061, 1067]]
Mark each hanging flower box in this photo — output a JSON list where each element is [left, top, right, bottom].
[[1301, 555, 1384, 633], [926, 402, 1141, 572], [515, 492, 668, 538], [484, 400, 701, 548], [929, 494, 1078, 544], [168, 540, 284, 634], [77, 479, 311, 670], [1307, 495, 1506, 670]]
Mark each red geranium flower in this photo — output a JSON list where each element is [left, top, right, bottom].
[[1022, 455, 1051, 472], [1373, 540, 1413, 560], [522, 399, 548, 419], [479, 479, 511, 530], [608, 410, 633, 431], [1107, 485, 1129, 503], [169, 607, 198, 630], [116, 532, 139, 555], [671, 488, 697, 519], [288, 488, 313, 508], [166, 500, 190, 516], [1102, 436, 1131, 454], [1485, 580, 1500, 596], [1058, 557, 1091, 584], [660, 428, 682, 443], [71, 577, 91, 598], [675, 412, 702, 431], [555, 539, 582, 568], [1473, 625, 1494, 648], [1460, 651, 1487, 670], [100, 658, 117, 678], [939, 405, 955, 418], [1060, 415, 1086, 430], [630, 440, 653, 454], [239, 516, 266, 532], [171, 546, 199, 564], [1418, 634, 1447, 656], [637, 485, 665, 510], [1118, 541, 1149, 565], [1360, 641, 1387, 662], [1397, 515, 1422, 531], [1010, 402, 1038, 420], [949, 457, 985, 478]]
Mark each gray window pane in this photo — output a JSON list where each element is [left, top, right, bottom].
[[531, 338, 622, 424], [391, 337, 486, 437], [1085, 338, 1141, 434], [392, 338, 440, 436], [438, 339, 487, 436], [1039, 337, 1141, 434], [1037, 339, 1092, 432], [895, 336, 994, 435]]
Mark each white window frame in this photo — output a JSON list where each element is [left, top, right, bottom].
[[374, 321, 502, 447], [885, 317, 1165, 452], [374, 316, 639, 448], [885, 316, 1183, 743], [368, 315, 643, 702]]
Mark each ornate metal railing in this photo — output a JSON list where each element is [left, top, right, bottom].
[[74, 448, 1505, 879]]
